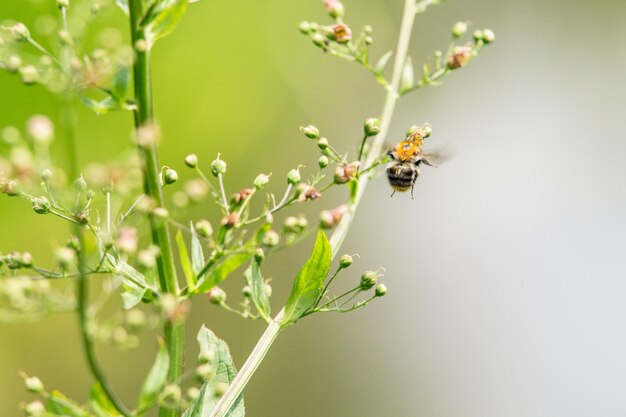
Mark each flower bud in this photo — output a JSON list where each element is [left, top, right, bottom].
[[364, 118, 381, 137], [330, 23, 352, 43], [24, 401, 45, 417], [208, 287, 226, 304], [24, 376, 44, 394], [0, 179, 20, 196], [6, 55, 22, 72], [472, 30, 484, 42], [210, 156, 227, 176], [163, 168, 178, 185], [254, 248, 265, 263], [41, 169, 52, 181], [339, 254, 353, 268], [300, 125, 319, 139], [447, 46, 472, 70], [482, 29, 496, 44], [214, 383, 229, 397], [324, 0, 345, 18], [319, 204, 347, 228], [73, 175, 87, 191], [198, 348, 216, 364], [317, 137, 329, 150], [262, 230, 280, 247], [220, 212, 240, 228], [125, 309, 146, 330], [287, 168, 301, 185], [312, 33, 325, 47], [152, 207, 169, 219], [184, 154, 198, 168], [242, 285, 252, 298], [56, 247, 76, 270], [159, 384, 182, 408], [195, 220, 213, 238], [8, 23, 30, 41], [32, 197, 51, 214], [253, 173, 270, 189], [57, 0, 70, 8], [187, 387, 200, 400], [195, 364, 214, 381], [375, 283, 388, 297], [334, 161, 360, 184], [451, 21, 467, 38], [318, 155, 329, 168], [297, 185, 322, 202], [19, 65, 39, 85], [421, 124, 432, 138], [27, 115, 54, 144], [299, 21, 311, 34], [360, 271, 378, 290]]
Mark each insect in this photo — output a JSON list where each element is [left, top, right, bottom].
[[386, 127, 438, 198]]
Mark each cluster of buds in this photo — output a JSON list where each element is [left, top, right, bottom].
[[0, 251, 33, 270], [334, 161, 359, 184], [446, 22, 495, 70], [283, 214, 308, 235]]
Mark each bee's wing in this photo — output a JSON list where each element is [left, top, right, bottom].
[[418, 146, 455, 167]]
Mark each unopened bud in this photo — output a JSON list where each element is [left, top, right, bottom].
[[300, 125, 319, 139], [287, 168, 301, 185], [253, 173, 270, 189], [6, 55, 22, 72], [195, 220, 213, 238], [195, 364, 214, 381], [242, 285, 252, 298], [299, 21, 311, 34], [452, 21, 467, 38], [364, 118, 381, 137], [24, 401, 45, 417], [152, 207, 169, 219], [472, 30, 484, 42], [254, 248, 265, 262], [312, 33, 325, 47], [41, 169, 52, 181], [9, 23, 30, 41], [198, 348, 216, 364], [159, 384, 182, 408], [208, 287, 226, 304], [447, 46, 472, 70], [163, 168, 178, 185], [375, 283, 387, 297], [318, 155, 329, 168], [57, 0, 70, 8], [214, 383, 229, 397], [27, 115, 54, 144], [187, 387, 200, 400], [19, 65, 39, 85], [56, 247, 76, 270], [339, 254, 353, 268], [317, 137, 329, 150], [210, 156, 227, 176], [360, 271, 378, 290], [482, 29, 495, 44], [73, 175, 87, 191], [184, 154, 198, 168], [24, 376, 44, 394], [32, 197, 51, 214], [262, 230, 280, 247]]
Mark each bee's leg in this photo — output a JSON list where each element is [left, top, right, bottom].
[[421, 157, 435, 167], [410, 170, 418, 199], [390, 190, 396, 197]]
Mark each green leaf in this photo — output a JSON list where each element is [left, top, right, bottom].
[[374, 50, 393, 75], [90, 383, 122, 417], [81, 95, 120, 115], [182, 326, 244, 417], [48, 390, 93, 417], [115, 0, 129, 14], [143, 0, 189, 44], [282, 230, 332, 326], [193, 252, 251, 295], [400, 56, 414, 94], [176, 230, 197, 292], [137, 340, 170, 413], [108, 254, 151, 309], [244, 259, 271, 322], [111, 65, 130, 102], [190, 223, 205, 275]]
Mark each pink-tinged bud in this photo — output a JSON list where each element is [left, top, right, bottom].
[[234, 188, 253, 204], [319, 204, 348, 228], [221, 212, 241, 228], [27, 115, 54, 145], [447, 46, 472, 70], [298, 185, 322, 202], [331, 23, 352, 43], [334, 161, 360, 184], [323, 0, 345, 18], [117, 227, 138, 254], [208, 287, 226, 304]]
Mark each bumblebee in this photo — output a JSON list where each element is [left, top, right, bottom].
[[387, 128, 436, 198]]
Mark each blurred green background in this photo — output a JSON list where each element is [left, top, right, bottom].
[[3, 0, 626, 416]]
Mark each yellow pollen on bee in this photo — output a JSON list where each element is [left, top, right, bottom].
[[395, 140, 420, 161]]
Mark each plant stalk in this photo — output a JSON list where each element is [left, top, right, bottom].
[[128, 2, 184, 417], [209, 1, 418, 416]]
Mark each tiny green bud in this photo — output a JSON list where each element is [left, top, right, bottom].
[[365, 36, 373, 45], [327, 2, 345, 19], [298, 21, 311, 34], [482, 29, 496, 44], [32, 197, 51, 214], [24, 401, 45, 417], [208, 287, 226, 304], [264, 282, 272, 298], [317, 137, 329, 150], [152, 207, 169, 219], [187, 387, 200, 401], [159, 384, 182, 408], [198, 348, 216, 364], [360, 271, 378, 290], [86, 189, 95, 199], [364, 118, 381, 137], [214, 382, 229, 397], [452, 21, 468, 38], [19, 65, 39, 85], [9, 23, 30, 41], [472, 29, 484, 42], [375, 283, 387, 297], [254, 248, 265, 262], [125, 309, 146, 330], [195, 219, 213, 238], [66, 236, 80, 252], [211, 156, 227, 176], [24, 376, 44, 394], [339, 254, 353, 269], [195, 364, 214, 381], [41, 169, 52, 181], [163, 168, 178, 185], [242, 285, 252, 298], [57, 0, 70, 8], [287, 168, 301, 185], [312, 33, 325, 47], [73, 175, 87, 191], [262, 230, 280, 247], [56, 247, 76, 270], [253, 173, 270, 189], [184, 153, 198, 168], [422, 124, 432, 138], [6, 55, 22, 72], [300, 125, 319, 139], [21, 252, 33, 268], [318, 155, 329, 168]]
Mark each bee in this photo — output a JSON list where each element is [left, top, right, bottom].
[[386, 128, 438, 198]]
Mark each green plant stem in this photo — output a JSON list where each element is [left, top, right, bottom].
[[128, 2, 184, 417], [208, 2, 418, 416]]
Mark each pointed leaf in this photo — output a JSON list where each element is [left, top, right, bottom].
[[190, 223, 205, 275], [48, 390, 93, 417], [184, 326, 244, 417], [111, 65, 130, 102], [400, 56, 414, 94], [115, 0, 129, 14], [193, 253, 251, 295], [282, 230, 331, 326], [81, 95, 120, 115], [137, 341, 170, 412], [176, 230, 197, 292], [244, 260, 271, 322], [90, 383, 122, 417], [143, 0, 189, 44]]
